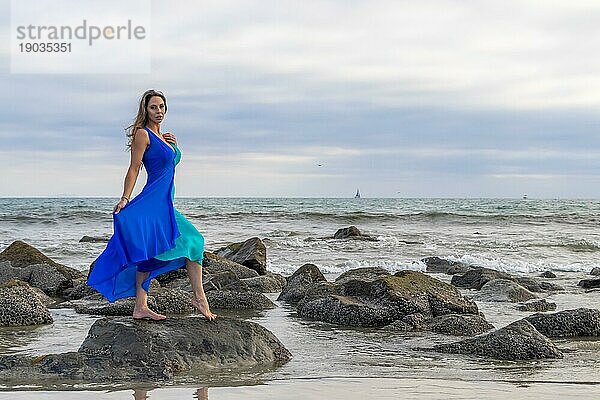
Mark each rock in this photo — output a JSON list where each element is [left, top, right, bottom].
[[241, 273, 287, 293], [334, 226, 361, 239], [0, 240, 84, 296], [516, 299, 557, 312], [152, 288, 196, 314], [203, 251, 259, 279], [296, 270, 479, 328], [429, 320, 563, 360], [333, 226, 377, 241], [277, 263, 327, 304], [334, 267, 390, 284], [451, 268, 563, 293], [298, 295, 394, 327], [591, 267, 600, 276], [515, 277, 564, 293], [0, 280, 53, 326], [296, 281, 340, 306], [451, 267, 513, 290], [61, 278, 98, 301], [67, 287, 194, 316], [153, 267, 188, 286], [578, 278, 600, 289], [540, 271, 557, 278], [206, 290, 276, 310], [426, 313, 494, 336], [79, 235, 110, 243], [474, 279, 538, 303], [1, 278, 54, 306], [67, 295, 144, 316], [203, 271, 251, 292], [421, 257, 471, 274], [0, 316, 292, 383], [214, 238, 267, 275], [447, 264, 473, 275], [383, 313, 428, 332], [524, 308, 600, 338]]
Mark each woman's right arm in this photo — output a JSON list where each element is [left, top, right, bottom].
[[114, 128, 149, 214]]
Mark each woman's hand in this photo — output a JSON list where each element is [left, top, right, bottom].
[[163, 132, 177, 146], [113, 198, 129, 214]]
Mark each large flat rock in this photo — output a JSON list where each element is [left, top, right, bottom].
[[0, 316, 292, 384]]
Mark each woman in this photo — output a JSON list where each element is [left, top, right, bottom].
[[87, 89, 217, 322]]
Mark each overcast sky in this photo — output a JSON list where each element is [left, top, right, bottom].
[[1, 0, 600, 198]]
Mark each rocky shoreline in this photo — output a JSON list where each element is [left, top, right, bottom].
[[1, 225, 600, 386]]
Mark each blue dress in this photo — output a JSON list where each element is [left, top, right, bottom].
[[87, 127, 205, 302]]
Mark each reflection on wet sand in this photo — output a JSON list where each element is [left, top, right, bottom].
[[133, 387, 209, 400]]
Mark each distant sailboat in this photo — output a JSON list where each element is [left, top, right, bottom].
[[355, 188, 361, 198]]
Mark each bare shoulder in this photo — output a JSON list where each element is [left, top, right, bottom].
[[132, 127, 149, 144]]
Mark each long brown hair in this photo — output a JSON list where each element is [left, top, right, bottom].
[[125, 89, 168, 151]]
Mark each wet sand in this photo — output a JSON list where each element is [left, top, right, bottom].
[[3, 377, 600, 400]]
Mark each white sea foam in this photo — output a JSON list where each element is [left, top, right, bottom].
[[444, 253, 596, 274], [266, 258, 426, 276]]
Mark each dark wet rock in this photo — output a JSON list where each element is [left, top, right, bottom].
[[383, 313, 428, 332], [241, 273, 287, 293], [1, 278, 54, 306], [474, 279, 538, 303], [591, 267, 600, 276], [277, 263, 327, 304], [524, 308, 600, 338], [203, 270, 251, 292], [451, 267, 563, 293], [152, 288, 196, 314], [79, 235, 110, 243], [334, 267, 390, 284], [451, 267, 513, 290], [165, 270, 253, 295], [516, 299, 557, 312], [0, 240, 84, 296], [0, 280, 53, 326], [67, 287, 194, 316], [540, 271, 557, 278], [515, 277, 564, 293], [61, 278, 99, 301], [333, 226, 377, 241], [296, 281, 340, 306], [447, 264, 473, 275], [214, 237, 267, 275], [578, 278, 600, 289], [203, 251, 260, 279], [422, 257, 471, 275], [0, 316, 292, 383], [67, 295, 144, 316], [296, 269, 479, 328], [153, 266, 188, 286], [206, 290, 276, 310], [426, 313, 494, 336], [163, 277, 192, 292], [298, 295, 393, 327], [87, 260, 96, 279], [429, 319, 563, 360], [334, 225, 362, 239]]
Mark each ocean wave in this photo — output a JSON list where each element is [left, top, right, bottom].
[[527, 238, 600, 252], [263, 237, 314, 248], [444, 254, 594, 274], [265, 258, 426, 276], [262, 229, 303, 237]]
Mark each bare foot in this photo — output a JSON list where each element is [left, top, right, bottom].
[[132, 307, 166, 321], [191, 296, 217, 321]]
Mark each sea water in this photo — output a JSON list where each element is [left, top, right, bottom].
[[1, 197, 599, 399]]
